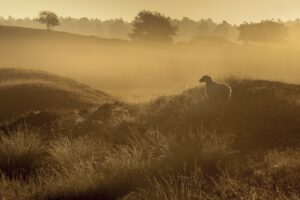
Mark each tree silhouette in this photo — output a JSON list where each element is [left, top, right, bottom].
[[214, 20, 239, 40], [174, 17, 199, 41], [238, 20, 288, 44], [37, 11, 60, 31], [130, 10, 177, 43], [109, 18, 132, 39], [198, 18, 216, 36]]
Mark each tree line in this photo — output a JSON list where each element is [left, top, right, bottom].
[[1, 10, 300, 44]]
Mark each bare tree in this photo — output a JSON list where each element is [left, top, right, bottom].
[[37, 11, 60, 31]]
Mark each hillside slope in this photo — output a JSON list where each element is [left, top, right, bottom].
[[0, 68, 113, 119], [134, 78, 300, 152], [52, 78, 300, 152], [0, 25, 127, 44]]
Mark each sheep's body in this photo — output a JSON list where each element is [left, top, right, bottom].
[[200, 75, 231, 104], [205, 81, 231, 103]]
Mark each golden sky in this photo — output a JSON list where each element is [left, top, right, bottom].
[[1, 0, 300, 23]]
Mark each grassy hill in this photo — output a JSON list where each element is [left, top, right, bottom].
[[0, 25, 127, 44], [0, 25, 137, 89], [0, 77, 299, 199], [142, 78, 300, 151], [0, 68, 113, 119]]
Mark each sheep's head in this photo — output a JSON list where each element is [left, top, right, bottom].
[[199, 75, 212, 83]]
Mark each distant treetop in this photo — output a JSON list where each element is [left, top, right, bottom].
[[130, 10, 177, 43], [238, 20, 288, 44], [37, 11, 60, 31]]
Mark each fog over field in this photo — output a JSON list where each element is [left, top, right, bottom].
[[1, 24, 300, 102], [0, 2, 300, 200]]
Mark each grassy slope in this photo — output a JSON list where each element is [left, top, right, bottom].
[[142, 78, 300, 152], [0, 68, 113, 119], [0, 77, 299, 200], [0, 25, 127, 44], [0, 25, 137, 89]]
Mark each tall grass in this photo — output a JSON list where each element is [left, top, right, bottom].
[[0, 128, 44, 178], [124, 149, 300, 200], [47, 136, 108, 171], [123, 170, 205, 200], [0, 78, 299, 200], [0, 175, 36, 200], [160, 129, 234, 176], [35, 130, 168, 200], [32, 128, 232, 200], [35, 160, 103, 200]]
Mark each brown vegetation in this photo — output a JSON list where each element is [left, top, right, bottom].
[[0, 70, 299, 199]]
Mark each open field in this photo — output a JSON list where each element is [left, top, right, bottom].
[[1, 25, 300, 92]]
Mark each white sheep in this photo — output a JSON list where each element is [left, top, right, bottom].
[[199, 75, 231, 105]]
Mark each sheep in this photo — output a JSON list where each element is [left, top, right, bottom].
[[199, 75, 231, 105]]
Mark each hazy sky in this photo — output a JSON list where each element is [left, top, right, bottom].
[[1, 0, 300, 24]]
